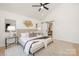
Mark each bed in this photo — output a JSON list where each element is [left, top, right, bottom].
[[16, 29, 53, 55]]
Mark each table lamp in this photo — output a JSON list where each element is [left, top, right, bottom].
[[7, 26, 16, 37]]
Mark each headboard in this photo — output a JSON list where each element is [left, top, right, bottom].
[[16, 29, 38, 37]]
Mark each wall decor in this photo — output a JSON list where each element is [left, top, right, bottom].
[[24, 20, 33, 27]]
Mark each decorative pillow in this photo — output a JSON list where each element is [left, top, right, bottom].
[[20, 33, 29, 38]]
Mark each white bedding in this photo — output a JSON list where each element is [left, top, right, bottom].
[[18, 35, 48, 46], [30, 38, 53, 54], [18, 36, 53, 55]]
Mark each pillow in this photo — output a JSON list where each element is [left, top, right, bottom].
[[20, 33, 29, 38]]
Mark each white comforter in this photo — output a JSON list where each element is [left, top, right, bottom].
[[24, 40, 41, 55], [19, 36, 53, 55], [19, 35, 47, 46]]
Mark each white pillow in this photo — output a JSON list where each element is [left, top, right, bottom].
[[20, 33, 29, 38]]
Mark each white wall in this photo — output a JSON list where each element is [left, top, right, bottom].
[[0, 10, 39, 29], [53, 3, 79, 44], [0, 10, 40, 47], [0, 16, 5, 47]]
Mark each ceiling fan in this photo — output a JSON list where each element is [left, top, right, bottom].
[[32, 3, 50, 12]]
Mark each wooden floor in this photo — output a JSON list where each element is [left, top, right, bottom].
[[55, 40, 79, 56], [0, 39, 79, 56], [53, 40, 79, 56], [35, 39, 79, 56], [0, 47, 5, 56]]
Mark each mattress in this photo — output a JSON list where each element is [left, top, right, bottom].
[[18, 37, 53, 54]]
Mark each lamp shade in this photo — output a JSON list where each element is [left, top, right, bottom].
[[7, 26, 15, 31]]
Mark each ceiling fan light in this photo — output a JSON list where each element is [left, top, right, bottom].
[[41, 6, 43, 9]]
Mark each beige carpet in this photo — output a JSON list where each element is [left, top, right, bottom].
[[4, 39, 79, 56]]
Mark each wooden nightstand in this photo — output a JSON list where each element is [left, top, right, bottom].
[[5, 36, 18, 49]]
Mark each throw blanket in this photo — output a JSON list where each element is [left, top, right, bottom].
[[24, 40, 39, 55]]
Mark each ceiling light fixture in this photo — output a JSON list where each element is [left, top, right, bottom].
[[32, 3, 49, 12], [41, 6, 43, 9]]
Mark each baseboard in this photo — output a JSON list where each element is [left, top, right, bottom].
[[54, 38, 79, 44]]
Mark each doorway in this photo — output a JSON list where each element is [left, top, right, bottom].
[[41, 21, 53, 37], [47, 22, 53, 37]]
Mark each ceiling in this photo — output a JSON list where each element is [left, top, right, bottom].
[[0, 3, 54, 20]]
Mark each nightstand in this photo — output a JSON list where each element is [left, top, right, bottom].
[[5, 36, 18, 49]]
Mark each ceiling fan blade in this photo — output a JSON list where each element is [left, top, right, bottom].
[[43, 3, 50, 5], [40, 3, 43, 6], [39, 8, 41, 11], [32, 5, 41, 7], [43, 6, 49, 10]]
